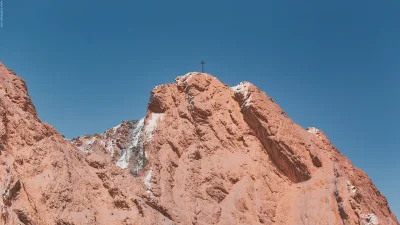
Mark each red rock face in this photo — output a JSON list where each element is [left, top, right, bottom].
[[0, 64, 398, 225]]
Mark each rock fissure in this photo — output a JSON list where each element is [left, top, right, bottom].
[[233, 93, 311, 183]]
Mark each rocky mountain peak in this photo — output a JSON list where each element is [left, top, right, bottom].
[[0, 63, 57, 153], [0, 64, 398, 224]]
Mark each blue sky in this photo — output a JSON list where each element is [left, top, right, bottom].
[[1, 0, 399, 218]]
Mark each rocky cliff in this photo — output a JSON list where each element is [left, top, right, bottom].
[[0, 63, 398, 225]]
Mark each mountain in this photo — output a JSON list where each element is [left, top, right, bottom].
[[0, 62, 398, 225]]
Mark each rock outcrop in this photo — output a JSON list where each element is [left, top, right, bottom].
[[0, 62, 172, 225], [0, 63, 398, 225]]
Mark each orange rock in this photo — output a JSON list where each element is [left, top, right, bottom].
[[0, 65, 398, 225]]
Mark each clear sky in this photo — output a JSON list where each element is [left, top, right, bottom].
[[1, 0, 399, 218]]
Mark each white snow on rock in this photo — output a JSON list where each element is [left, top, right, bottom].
[[307, 127, 320, 135], [244, 95, 252, 107], [145, 113, 165, 142], [144, 169, 152, 195], [232, 82, 252, 107], [74, 136, 97, 152], [133, 119, 145, 146], [175, 72, 211, 93], [363, 213, 379, 225], [105, 140, 114, 156], [1, 202, 6, 218], [231, 82, 250, 98], [116, 151, 129, 169], [346, 180, 357, 197], [177, 72, 195, 82], [175, 72, 196, 91], [71, 118, 148, 172], [176, 72, 211, 85], [88, 137, 96, 145], [116, 118, 145, 169], [112, 124, 122, 134]]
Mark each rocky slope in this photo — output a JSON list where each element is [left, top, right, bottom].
[[0, 62, 398, 225]]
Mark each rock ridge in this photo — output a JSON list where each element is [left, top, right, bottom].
[[0, 66, 398, 224]]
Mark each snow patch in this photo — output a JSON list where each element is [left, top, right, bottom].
[[100, 140, 106, 148], [145, 113, 165, 142], [106, 140, 114, 156], [363, 213, 379, 225], [1, 202, 6, 217], [144, 169, 152, 195], [75, 136, 97, 152], [307, 127, 320, 135], [116, 151, 129, 169], [231, 82, 250, 98], [232, 82, 252, 107], [244, 95, 252, 107], [116, 118, 145, 169], [178, 72, 195, 82], [346, 180, 357, 197], [132, 119, 145, 147], [112, 124, 122, 134], [177, 72, 210, 84], [88, 137, 96, 145]]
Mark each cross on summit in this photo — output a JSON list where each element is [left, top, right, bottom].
[[200, 60, 205, 73]]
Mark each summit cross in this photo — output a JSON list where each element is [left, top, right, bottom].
[[200, 60, 205, 73]]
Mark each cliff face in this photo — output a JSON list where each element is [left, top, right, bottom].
[[0, 63, 398, 225]]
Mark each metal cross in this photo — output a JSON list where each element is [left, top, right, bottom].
[[200, 60, 205, 73]]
